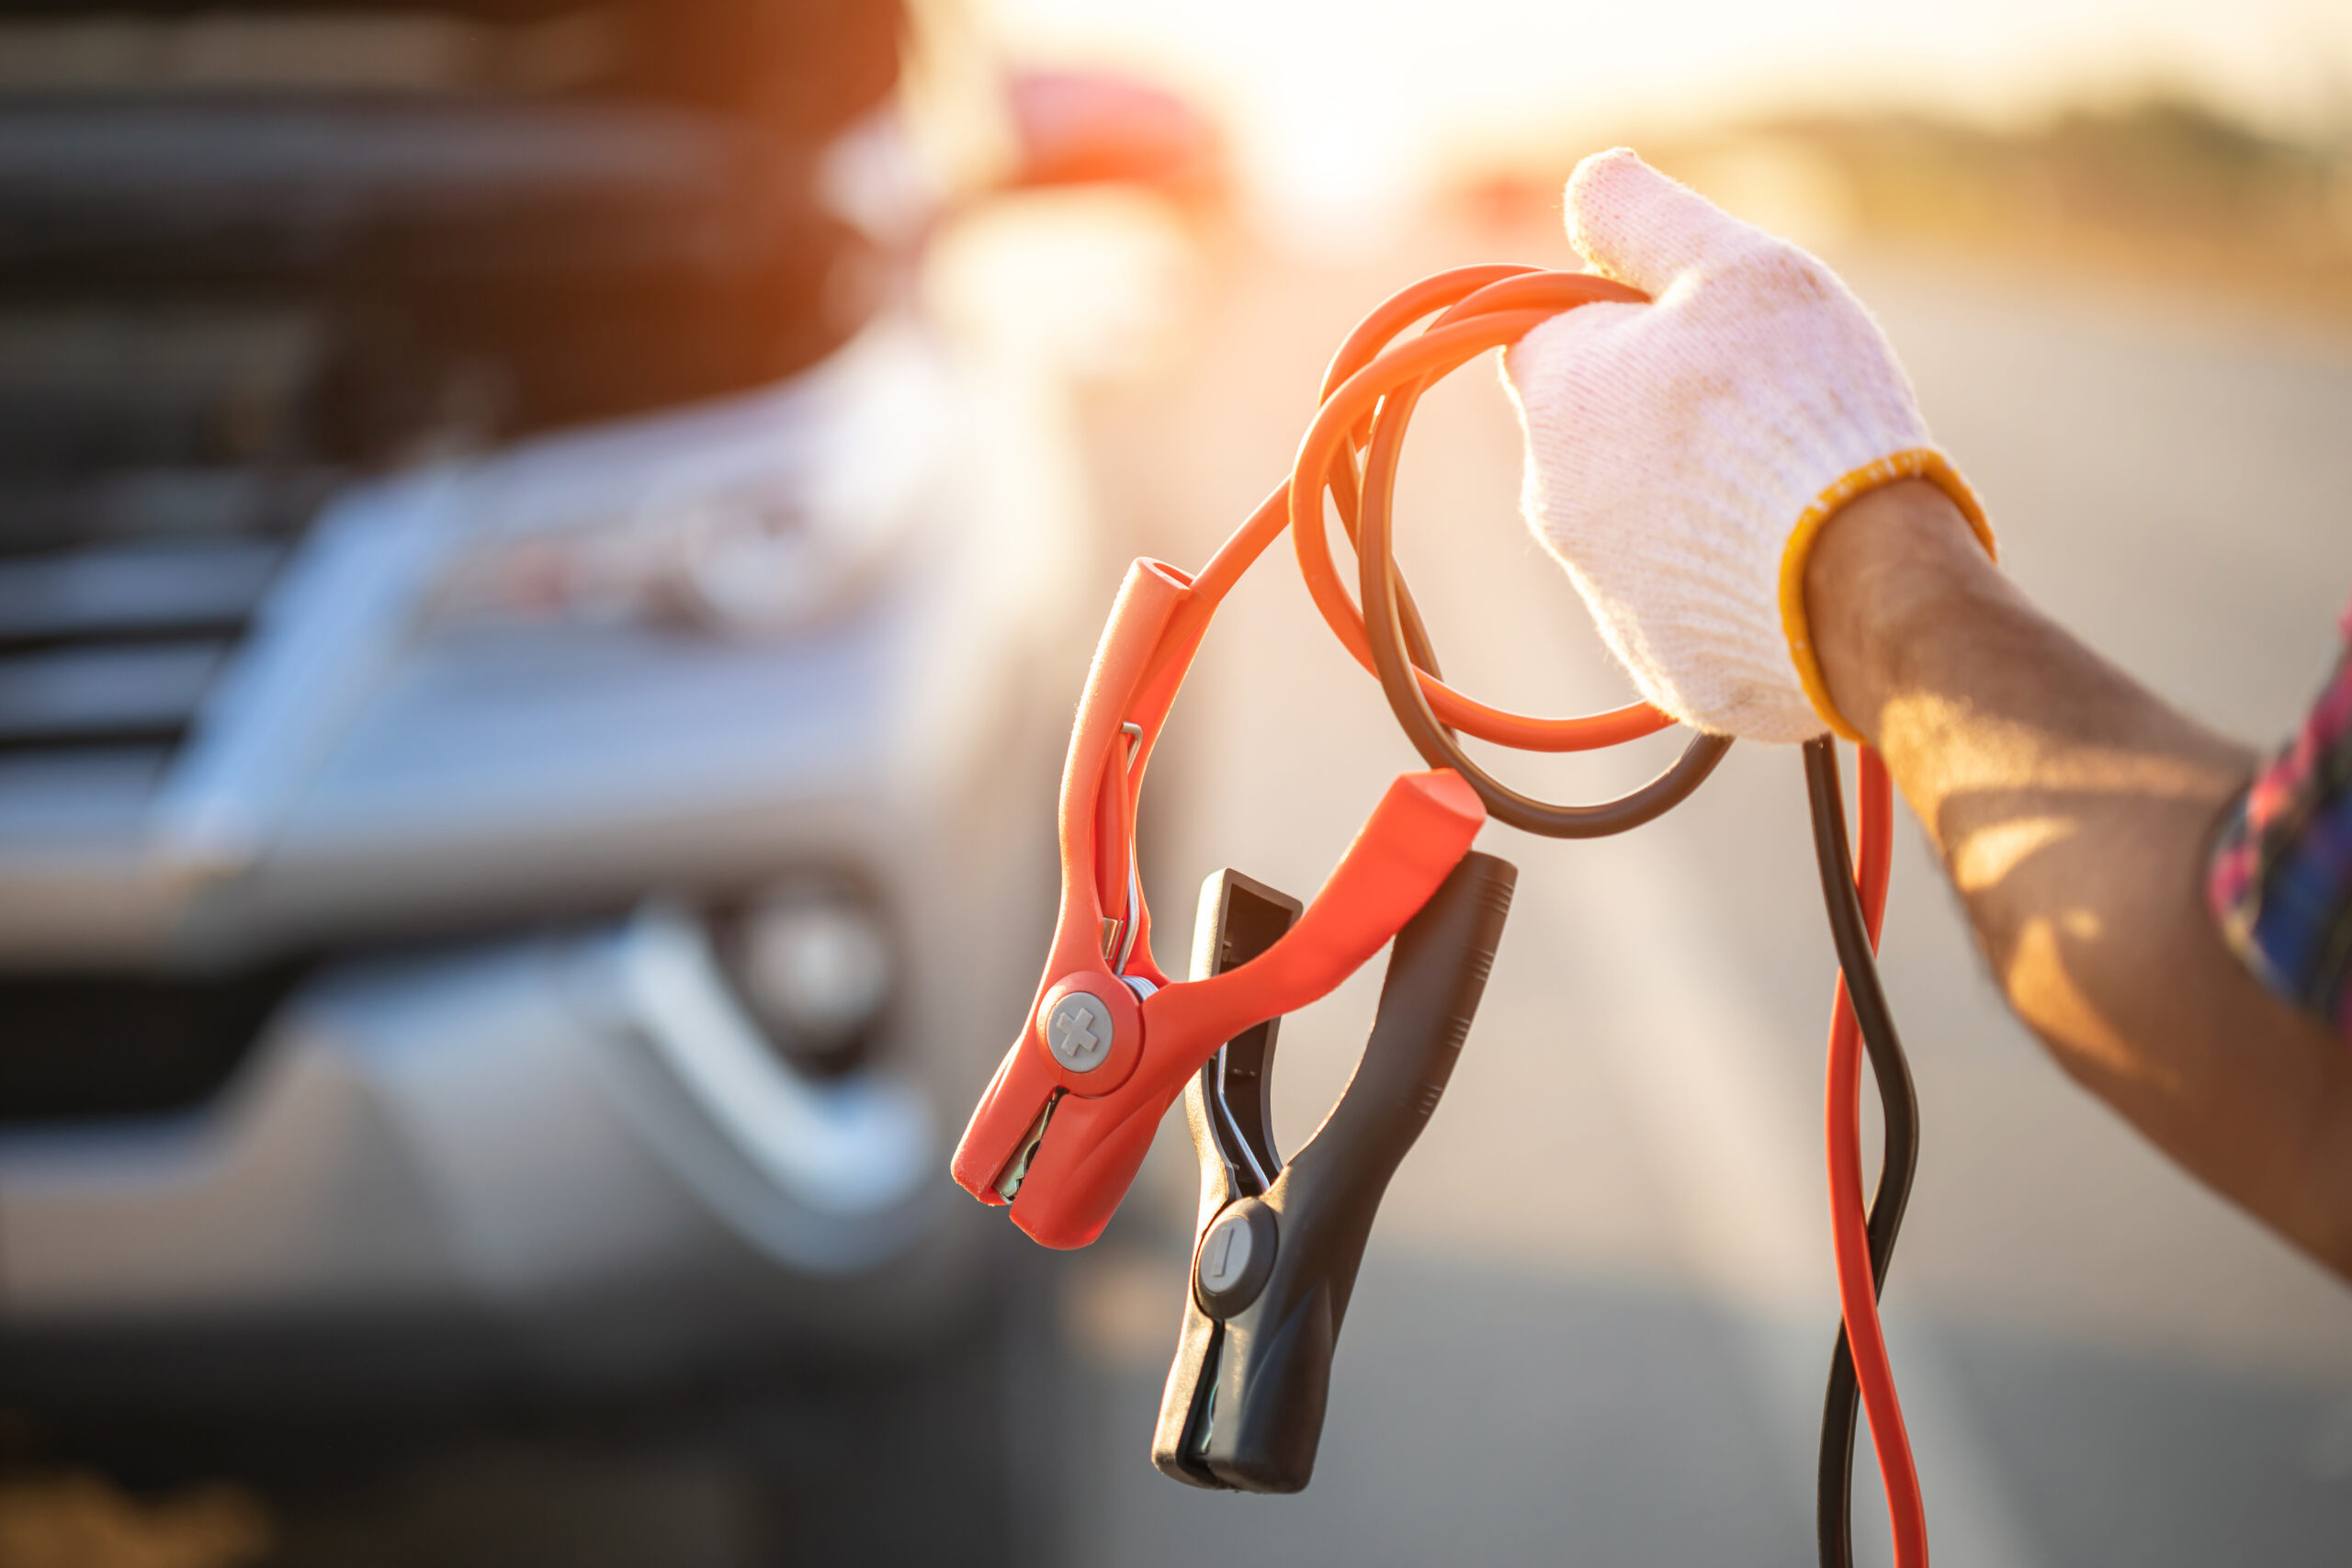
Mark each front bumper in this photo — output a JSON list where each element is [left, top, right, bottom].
[[0, 905, 1000, 1401]]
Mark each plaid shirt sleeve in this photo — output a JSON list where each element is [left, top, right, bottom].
[[2207, 607, 2352, 1038]]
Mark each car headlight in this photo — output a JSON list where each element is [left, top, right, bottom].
[[421, 322, 947, 639], [426, 481, 884, 637]]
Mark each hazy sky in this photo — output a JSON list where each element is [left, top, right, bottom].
[[987, 0, 2352, 240]]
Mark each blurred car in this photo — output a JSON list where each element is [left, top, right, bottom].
[[0, 1, 1189, 1556]]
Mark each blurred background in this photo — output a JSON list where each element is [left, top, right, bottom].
[[0, 1, 2348, 1564]]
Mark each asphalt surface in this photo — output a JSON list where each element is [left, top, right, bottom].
[[1051, 209, 2352, 1567]]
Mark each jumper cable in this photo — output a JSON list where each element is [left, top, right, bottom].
[[950, 263, 1927, 1568]]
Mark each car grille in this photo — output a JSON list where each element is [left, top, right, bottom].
[[0, 962, 307, 1124], [0, 475, 338, 760], [0, 301, 340, 770]]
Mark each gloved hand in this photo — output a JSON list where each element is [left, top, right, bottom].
[[1503, 148, 1993, 742]]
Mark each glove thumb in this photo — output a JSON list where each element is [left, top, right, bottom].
[[1565, 148, 1772, 295]]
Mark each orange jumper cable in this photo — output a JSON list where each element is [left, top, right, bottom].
[[956, 263, 1928, 1568]]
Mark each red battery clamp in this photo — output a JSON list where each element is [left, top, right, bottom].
[[949, 557, 1487, 1251]]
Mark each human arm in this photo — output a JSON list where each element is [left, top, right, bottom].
[[1505, 147, 2352, 1279], [1805, 480, 2352, 1277]]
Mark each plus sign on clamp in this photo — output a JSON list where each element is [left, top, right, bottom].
[[949, 558, 1489, 1250]]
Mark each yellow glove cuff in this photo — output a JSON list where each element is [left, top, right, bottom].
[[1777, 448, 1996, 742]]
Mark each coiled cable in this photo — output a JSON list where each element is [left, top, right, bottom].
[[1181, 263, 1929, 1566]]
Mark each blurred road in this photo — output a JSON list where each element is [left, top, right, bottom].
[[1050, 209, 2352, 1566]]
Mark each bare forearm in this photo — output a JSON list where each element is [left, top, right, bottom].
[[1805, 481, 2352, 1273]]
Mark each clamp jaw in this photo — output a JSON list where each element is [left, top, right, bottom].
[[1152, 852, 1515, 1493], [950, 558, 1487, 1249]]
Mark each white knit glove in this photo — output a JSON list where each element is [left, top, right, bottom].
[[1503, 149, 1991, 742]]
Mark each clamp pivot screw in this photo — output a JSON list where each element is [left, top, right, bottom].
[[1046, 990, 1116, 1073], [1193, 1198, 1279, 1318]]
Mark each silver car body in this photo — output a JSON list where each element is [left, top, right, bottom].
[[0, 307, 1092, 1387]]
